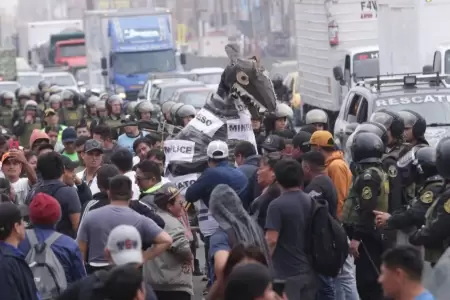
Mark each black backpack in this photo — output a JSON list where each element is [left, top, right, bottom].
[[306, 197, 349, 277]]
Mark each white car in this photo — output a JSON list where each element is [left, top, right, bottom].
[[42, 72, 80, 92], [17, 71, 44, 88], [75, 68, 104, 94]]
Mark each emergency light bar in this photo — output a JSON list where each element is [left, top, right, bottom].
[[148, 72, 196, 81], [362, 73, 450, 91]]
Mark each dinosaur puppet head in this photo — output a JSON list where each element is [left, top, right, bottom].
[[221, 55, 277, 115]]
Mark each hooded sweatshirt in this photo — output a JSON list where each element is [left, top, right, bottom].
[[29, 129, 50, 149], [325, 151, 352, 219]]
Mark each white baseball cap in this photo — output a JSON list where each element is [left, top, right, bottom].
[[207, 140, 229, 159], [106, 225, 143, 266]]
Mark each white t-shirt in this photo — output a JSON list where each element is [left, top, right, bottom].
[[124, 170, 141, 200], [77, 169, 100, 196], [12, 178, 30, 205], [132, 156, 140, 166]]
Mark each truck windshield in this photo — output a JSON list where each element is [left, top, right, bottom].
[[43, 75, 76, 86], [197, 74, 222, 85], [17, 75, 44, 87], [59, 44, 86, 57], [179, 91, 211, 108], [353, 51, 380, 81], [113, 50, 176, 75]]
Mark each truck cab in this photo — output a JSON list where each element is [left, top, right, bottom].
[[55, 39, 86, 68]]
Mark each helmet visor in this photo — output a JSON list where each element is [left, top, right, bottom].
[[397, 111, 417, 128], [369, 111, 393, 129]]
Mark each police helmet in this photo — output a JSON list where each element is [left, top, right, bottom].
[[397, 110, 426, 139], [274, 101, 294, 119], [350, 131, 385, 163], [16, 88, 29, 100], [62, 90, 75, 101], [305, 109, 328, 125], [126, 102, 139, 116], [38, 80, 50, 92], [271, 73, 284, 89], [99, 92, 110, 101], [177, 104, 197, 118], [49, 86, 62, 96], [135, 101, 154, 114], [369, 109, 404, 139], [96, 100, 107, 110], [2, 91, 15, 101], [48, 94, 62, 105], [161, 101, 176, 115], [24, 100, 38, 111], [413, 147, 438, 178], [436, 137, 450, 178], [170, 103, 184, 120], [354, 122, 389, 146], [86, 96, 99, 107], [28, 87, 38, 97]]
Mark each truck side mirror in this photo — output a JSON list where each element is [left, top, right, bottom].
[[423, 65, 434, 74], [333, 66, 345, 85], [101, 57, 108, 70], [27, 51, 32, 65], [180, 53, 187, 65]]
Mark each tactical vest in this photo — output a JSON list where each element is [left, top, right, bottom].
[[20, 119, 43, 148], [0, 106, 13, 129], [105, 115, 123, 129], [62, 107, 84, 127], [423, 184, 447, 263], [342, 166, 390, 225]]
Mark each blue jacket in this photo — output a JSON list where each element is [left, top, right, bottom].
[[0, 241, 40, 300], [185, 161, 248, 207], [19, 225, 86, 284]]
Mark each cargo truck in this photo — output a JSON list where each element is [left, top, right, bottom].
[[377, 0, 450, 84], [294, 0, 379, 125], [84, 9, 186, 101], [18, 20, 84, 69]]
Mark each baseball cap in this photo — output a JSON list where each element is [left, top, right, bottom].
[[0, 202, 26, 237], [29, 193, 61, 225], [207, 140, 229, 159], [106, 225, 143, 266], [261, 134, 286, 153], [1, 152, 12, 163], [84, 139, 104, 154], [62, 128, 77, 144], [153, 182, 181, 208], [61, 155, 79, 170], [44, 108, 56, 117], [309, 130, 335, 147], [293, 131, 312, 152]]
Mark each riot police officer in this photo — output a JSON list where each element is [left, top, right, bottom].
[[85, 95, 99, 120], [370, 109, 405, 213], [305, 109, 328, 131], [60, 90, 85, 127], [409, 137, 450, 264], [95, 100, 108, 119], [0, 91, 15, 129], [135, 101, 154, 121], [174, 104, 196, 127], [37, 80, 51, 105], [271, 73, 286, 101], [375, 147, 445, 250], [126, 101, 138, 117], [13, 100, 42, 148], [398, 109, 428, 150], [48, 94, 62, 111], [12, 88, 31, 127], [342, 131, 389, 300], [104, 94, 124, 128], [264, 101, 295, 137], [161, 101, 176, 124]]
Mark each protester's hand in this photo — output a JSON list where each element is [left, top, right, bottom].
[[373, 210, 391, 227], [73, 175, 82, 186], [271, 292, 288, 300], [349, 239, 360, 258], [8, 149, 27, 164]]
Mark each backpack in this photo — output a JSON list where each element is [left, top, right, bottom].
[[25, 230, 67, 300], [25, 182, 65, 206], [306, 197, 349, 277]]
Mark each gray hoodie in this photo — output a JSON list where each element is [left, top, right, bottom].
[[143, 211, 193, 295]]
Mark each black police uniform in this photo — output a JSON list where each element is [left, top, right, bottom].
[[409, 137, 450, 264], [388, 147, 444, 231], [342, 132, 388, 300]]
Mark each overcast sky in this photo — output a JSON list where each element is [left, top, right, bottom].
[[0, 1, 17, 15]]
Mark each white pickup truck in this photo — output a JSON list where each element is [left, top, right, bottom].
[[294, 0, 379, 125]]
